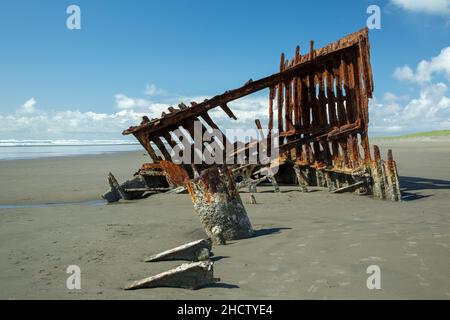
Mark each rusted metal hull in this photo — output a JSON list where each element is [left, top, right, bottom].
[[121, 27, 401, 201]]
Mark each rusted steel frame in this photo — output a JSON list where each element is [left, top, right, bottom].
[[333, 57, 350, 168], [299, 74, 310, 163], [268, 86, 275, 157], [339, 51, 360, 169], [199, 111, 229, 156], [284, 77, 297, 159], [254, 119, 265, 140], [150, 136, 172, 160], [304, 40, 320, 164], [324, 64, 340, 165], [284, 78, 293, 132], [357, 36, 373, 162], [280, 125, 334, 137], [277, 53, 285, 146], [292, 46, 302, 160], [349, 50, 363, 125], [348, 49, 365, 165], [134, 131, 160, 162], [386, 149, 401, 201], [317, 69, 327, 128], [309, 73, 322, 164], [170, 122, 196, 165], [268, 87, 275, 134], [324, 64, 337, 127], [334, 55, 350, 166], [127, 27, 373, 179], [319, 120, 361, 141], [341, 53, 355, 125], [123, 28, 370, 137], [293, 45, 301, 131], [317, 67, 332, 165], [180, 118, 206, 165], [334, 57, 348, 126], [278, 120, 362, 154], [294, 76, 303, 161], [158, 160, 190, 187], [370, 145, 401, 201], [161, 131, 177, 149], [220, 103, 237, 120]]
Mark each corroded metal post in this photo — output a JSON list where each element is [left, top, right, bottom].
[[186, 165, 254, 244]]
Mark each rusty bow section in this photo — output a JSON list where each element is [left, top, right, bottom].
[[121, 27, 401, 201]]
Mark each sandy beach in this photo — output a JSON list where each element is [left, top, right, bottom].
[[1, 138, 450, 299]]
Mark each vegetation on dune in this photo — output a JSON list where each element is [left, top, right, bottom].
[[376, 130, 450, 139]]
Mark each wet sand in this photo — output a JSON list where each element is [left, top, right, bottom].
[[1, 139, 450, 299]]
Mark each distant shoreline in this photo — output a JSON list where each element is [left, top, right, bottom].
[[374, 129, 450, 140], [2, 129, 449, 161], [0, 144, 143, 161]]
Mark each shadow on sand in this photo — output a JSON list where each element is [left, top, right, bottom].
[[210, 255, 229, 262], [202, 283, 240, 289], [253, 227, 292, 237], [399, 176, 450, 201]]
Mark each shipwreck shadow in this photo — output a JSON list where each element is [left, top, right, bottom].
[[399, 176, 450, 191], [210, 255, 230, 262], [201, 283, 240, 289], [399, 176, 450, 202], [253, 227, 292, 237], [252, 188, 320, 194]]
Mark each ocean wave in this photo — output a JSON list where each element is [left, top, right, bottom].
[[0, 139, 139, 147]]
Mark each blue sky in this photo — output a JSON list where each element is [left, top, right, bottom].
[[0, 0, 449, 140]]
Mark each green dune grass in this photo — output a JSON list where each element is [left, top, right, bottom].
[[377, 130, 450, 139]]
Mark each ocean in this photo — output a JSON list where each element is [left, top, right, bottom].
[[0, 139, 143, 160]]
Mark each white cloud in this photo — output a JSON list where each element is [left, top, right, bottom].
[[18, 98, 37, 114], [144, 83, 166, 96], [0, 90, 271, 141], [390, 0, 450, 15], [370, 82, 450, 134], [393, 65, 415, 82], [0, 107, 148, 140], [115, 93, 152, 110], [393, 46, 450, 84], [382, 92, 409, 102], [372, 46, 450, 134]]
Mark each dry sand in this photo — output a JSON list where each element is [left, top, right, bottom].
[[1, 139, 450, 299]]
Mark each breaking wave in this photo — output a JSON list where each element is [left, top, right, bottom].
[[0, 139, 139, 147]]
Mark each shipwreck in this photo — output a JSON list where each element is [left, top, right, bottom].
[[104, 27, 401, 203]]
